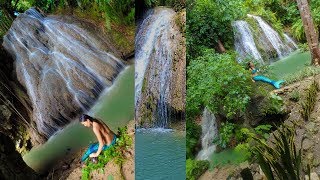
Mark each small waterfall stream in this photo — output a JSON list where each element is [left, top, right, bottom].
[[233, 15, 297, 63], [135, 8, 176, 128], [3, 8, 125, 138], [196, 108, 218, 160], [232, 20, 263, 63]]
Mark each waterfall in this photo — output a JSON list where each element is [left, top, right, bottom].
[[232, 21, 263, 63], [284, 33, 298, 49], [250, 15, 294, 58], [233, 15, 297, 63], [2, 8, 125, 138], [135, 8, 176, 128], [196, 108, 218, 160]]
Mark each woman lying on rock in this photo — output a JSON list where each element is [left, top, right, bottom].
[[248, 61, 285, 89], [79, 114, 117, 162]]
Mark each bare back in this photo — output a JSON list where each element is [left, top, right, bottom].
[[92, 120, 115, 145]]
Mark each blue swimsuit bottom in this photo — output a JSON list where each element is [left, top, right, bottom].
[[252, 69, 284, 89], [81, 135, 117, 162]]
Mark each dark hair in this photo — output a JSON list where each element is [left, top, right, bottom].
[[247, 61, 254, 69], [79, 114, 96, 122]]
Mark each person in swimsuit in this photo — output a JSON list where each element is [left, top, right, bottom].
[[79, 114, 117, 162], [248, 61, 284, 89]]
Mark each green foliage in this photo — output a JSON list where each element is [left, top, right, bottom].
[[216, 122, 272, 149], [261, 94, 284, 116], [235, 127, 255, 143], [81, 126, 132, 180], [186, 158, 209, 180], [187, 0, 246, 58], [253, 126, 303, 180], [216, 121, 235, 148], [186, 117, 202, 159], [243, 0, 285, 36], [0, 9, 13, 37], [298, 43, 309, 53], [254, 124, 272, 139], [234, 143, 252, 159], [187, 50, 252, 118], [301, 80, 319, 121], [144, 0, 186, 11], [292, 19, 305, 42], [216, 123, 251, 147], [289, 90, 300, 102], [254, 0, 320, 42], [15, 0, 134, 24]]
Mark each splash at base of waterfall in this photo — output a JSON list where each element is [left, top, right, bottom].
[[196, 145, 216, 161]]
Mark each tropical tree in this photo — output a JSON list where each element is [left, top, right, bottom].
[[296, 0, 320, 66]]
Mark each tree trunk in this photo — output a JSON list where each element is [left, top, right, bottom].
[[216, 39, 226, 53], [296, 0, 320, 66]]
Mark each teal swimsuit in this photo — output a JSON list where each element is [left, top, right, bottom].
[[81, 134, 117, 162], [251, 68, 258, 74], [251, 68, 284, 89]]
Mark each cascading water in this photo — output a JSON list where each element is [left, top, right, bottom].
[[135, 8, 176, 128], [2, 8, 125, 139], [233, 15, 297, 63], [196, 108, 218, 160], [284, 33, 298, 49], [232, 20, 263, 63], [250, 15, 294, 58]]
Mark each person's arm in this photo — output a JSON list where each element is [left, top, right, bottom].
[[89, 124, 104, 157]]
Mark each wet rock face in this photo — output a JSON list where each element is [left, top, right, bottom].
[[0, 45, 35, 150], [2, 8, 125, 139], [135, 7, 186, 128], [0, 132, 39, 179]]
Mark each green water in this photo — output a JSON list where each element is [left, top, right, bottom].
[[210, 147, 250, 169], [23, 65, 134, 172], [135, 129, 186, 180], [269, 51, 311, 78]]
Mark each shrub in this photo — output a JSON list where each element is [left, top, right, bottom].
[[253, 126, 304, 180], [235, 127, 255, 143], [261, 94, 284, 116], [186, 117, 202, 159], [187, 0, 246, 58], [187, 50, 252, 119], [216, 122, 235, 149], [298, 43, 309, 53], [289, 90, 300, 102], [254, 124, 272, 139], [186, 158, 209, 180], [301, 80, 319, 121]]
